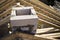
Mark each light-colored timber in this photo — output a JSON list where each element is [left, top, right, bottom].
[[0, 0, 16, 25], [0, 0, 60, 40], [18, 0, 60, 29], [1, 28, 60, 40], [35, 28, 60, 40], [24, 0, 60, 17], [0, 32, 51, 40], [0, 0, 16, 11], [0, 0, 60, 29], [20, 0, 60, 21]]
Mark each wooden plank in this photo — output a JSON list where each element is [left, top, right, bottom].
[[19, 0, 60, 22], [0, 8, 11, 25], [37, 12, 60, 26], [0, 0, 6, 4], [0, 0, 16, 10], [0, 0, 60, 28], [36, 27, 59, 34], [0, 8, 11, 17], [18, 0, 60, 29], [0, 0, 16, 25], [0, 15, 10, 26], [0, 28, 60, 40], [0, 32, 51, 40], [35, 32, 60, 40], [35, 28, 60, 40], [25, 0, 60, 17], [23, 0, 60, 21]]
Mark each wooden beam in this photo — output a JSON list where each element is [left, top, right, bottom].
[[19, 0, 60, 29], [0, 0, 6, 4], [0, 8, 11, 26], [23, 0, 60, 21], [0, 0, 16, 10], [25, 0, 60, 17], [0, 32, 51, 40]]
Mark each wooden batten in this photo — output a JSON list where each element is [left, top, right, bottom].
[[18, 0, 60, 29], [23, 0, 60, 21], [0, 32, 51, 40]]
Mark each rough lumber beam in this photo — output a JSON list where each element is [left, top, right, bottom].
[[19, 0, 60, 23], [0, 8, 11, 26], [25, 0, 60, 17], [0, 0, 16, 25], [35, 32, 60, 40], [0, 8, 11, 18], [0, 0, 9, 8], [38, 19, 60, 29], [0, 0, 16, 13], [0, 32, 51, 40], [19, 0, 60, 29], [23, 0, 60, 21], [0, 0, 6, 4], [37, 12, 60, 26], [0, 15, 10, 26], [0, 0, 60, 29], [36, 27, 60, 35]]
